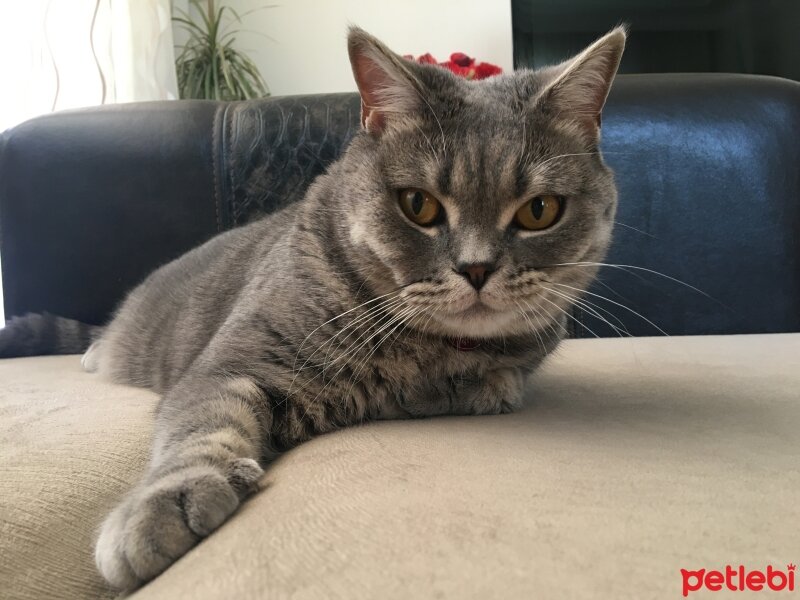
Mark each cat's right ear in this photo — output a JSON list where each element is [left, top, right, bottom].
[[348, 27, 421, 136]]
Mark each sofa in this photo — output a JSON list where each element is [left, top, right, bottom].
[[1, 74, 799, 599]]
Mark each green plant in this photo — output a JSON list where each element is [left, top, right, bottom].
[[173, 0, 269, 100]]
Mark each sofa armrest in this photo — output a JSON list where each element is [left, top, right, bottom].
[[0, 101, 223, 325], [597, 74, 800, 336], [0, 94, 361, 326]]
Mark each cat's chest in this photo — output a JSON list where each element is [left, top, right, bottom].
[[369, 336, 524, 387]]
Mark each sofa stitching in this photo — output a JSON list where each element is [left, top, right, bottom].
[[211, 103, 223, 233]]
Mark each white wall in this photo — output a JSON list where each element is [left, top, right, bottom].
[[225, 0, 514, 97]]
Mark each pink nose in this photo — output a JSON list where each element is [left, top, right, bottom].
[[455, 263, 494, 291]]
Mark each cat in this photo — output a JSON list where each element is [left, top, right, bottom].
[[0, 26, 626, 589]]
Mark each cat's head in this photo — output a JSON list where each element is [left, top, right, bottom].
[[334, 27, 626, 339]]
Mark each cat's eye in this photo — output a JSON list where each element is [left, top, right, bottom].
[[514, 195, 564, 231], [399, 188, 442, 227]]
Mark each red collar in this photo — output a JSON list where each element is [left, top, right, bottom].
[[449, 337, 482, 352]]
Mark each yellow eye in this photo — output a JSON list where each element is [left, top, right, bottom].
[[514, 195, 563, 231], [399, 188, 441, 227]]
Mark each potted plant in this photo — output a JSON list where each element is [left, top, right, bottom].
[[173, 0, 269, 100]]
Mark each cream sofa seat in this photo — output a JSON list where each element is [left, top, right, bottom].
[[1, 334, 798, 599]]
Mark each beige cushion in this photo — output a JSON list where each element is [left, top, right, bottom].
[[1, 334, 799, 599]]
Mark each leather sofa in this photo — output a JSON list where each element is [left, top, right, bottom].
[[1, 74, 799, 599]]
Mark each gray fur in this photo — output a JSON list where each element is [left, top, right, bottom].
[[1, 27, 626, 588], [0, 313, 100, 357]]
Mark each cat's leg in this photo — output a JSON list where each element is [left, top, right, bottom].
[[395, 367, 526, 417], [95, 374, 271, 589], [468, 367, 526, 414]]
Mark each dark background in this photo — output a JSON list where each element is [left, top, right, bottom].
[[512, 0, 800, 81]]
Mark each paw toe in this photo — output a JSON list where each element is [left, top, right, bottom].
[[180, 470, 239, 535], [225, 457, 264, 497]]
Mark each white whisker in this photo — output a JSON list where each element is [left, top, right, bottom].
[[548, 281, 668, 337], [614, 221, 657, 239], [538, 294, 601, 339], [542, 285, 631, 338], [547, 261, 716, 302]]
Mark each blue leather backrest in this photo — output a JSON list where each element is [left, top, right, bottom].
[[2, 74, 798, 335]]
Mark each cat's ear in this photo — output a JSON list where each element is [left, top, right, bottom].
[[535, 26, 627, 140], [348, 27, 421, 136]]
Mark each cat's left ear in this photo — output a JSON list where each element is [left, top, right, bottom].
[[535, 26, 627, 141], [348, 27, 422, 136]]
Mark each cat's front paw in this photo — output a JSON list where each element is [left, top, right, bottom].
[[471, 368, 525, 415], [95, 458, 263, 589]]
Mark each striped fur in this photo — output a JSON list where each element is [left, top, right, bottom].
[[0, 313, 100, 358]]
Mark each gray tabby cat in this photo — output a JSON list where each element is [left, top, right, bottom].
[[0, 27, 625, 588]]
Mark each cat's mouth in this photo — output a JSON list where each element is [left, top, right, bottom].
[[402, 281, 534, 338], [451, 290, 513, 316], [454, 301, 496, 317], [429, 300, 518, 338]]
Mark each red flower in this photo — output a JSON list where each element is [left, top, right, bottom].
[[403, 51, 502, 80], [416, 53, 438, 65], [474, 62, 503, 79], [441, 62, 470, 78], [449, 52, 474, 68]]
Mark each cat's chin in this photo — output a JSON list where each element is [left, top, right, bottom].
[[424, 305, 522, 339]]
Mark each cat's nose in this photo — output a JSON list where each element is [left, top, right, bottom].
[[455, 263, 495, 291]]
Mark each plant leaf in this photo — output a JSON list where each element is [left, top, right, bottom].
[[173, 0, 269, 100]]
